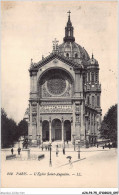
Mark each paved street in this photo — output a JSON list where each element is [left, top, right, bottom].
[[1, 146, 118, 188]]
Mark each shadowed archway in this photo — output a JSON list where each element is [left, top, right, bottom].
[[42, 120, 49, 141], [64, 120, 71, 141], [52, 119, 62, 141]]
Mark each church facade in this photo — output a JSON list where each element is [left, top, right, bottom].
[[28, 13, 102, 146]]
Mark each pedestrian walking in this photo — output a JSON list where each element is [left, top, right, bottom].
[[45, 146, 47, 151], [18, 147, 21, 155], [63, 147, 65, 155], [97, 144, 98, 148], [11, 148, 14, 155], [56, 147, 59, 157], [69, 158, 73, 168], [41, 145, 44, 151], [108, 143, 111, 149]]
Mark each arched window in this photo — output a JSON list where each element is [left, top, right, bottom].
[[92, 96, 94, 107], [92, 72, 94, 82], [88, 112, 90, 125], [75, 53, 78, 58], [88, 72, 90, 82], [95, 72, 98, 82], [97, 96, 100, 106], [87, 96, 90, 105], [66, 53, 69, 58]]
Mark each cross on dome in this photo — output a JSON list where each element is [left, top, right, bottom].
[[67, 10, 71, 17]]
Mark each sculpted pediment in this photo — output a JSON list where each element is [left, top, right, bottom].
[[29, 52, 83, 71]]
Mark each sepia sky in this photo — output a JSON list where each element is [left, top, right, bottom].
[[1, 1, 118, 123]]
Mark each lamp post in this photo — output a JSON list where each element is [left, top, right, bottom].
[[49, 142, 52, 167], [72, 134, 75, 151], [96, 116, 100, 145], [78, 141, 80, 159], [39, 135, 41, 148], [63, 140, 65, 155]]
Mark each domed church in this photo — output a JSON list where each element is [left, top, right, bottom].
[[28, 12, 102, 146]]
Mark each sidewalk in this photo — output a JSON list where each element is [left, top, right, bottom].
[[1, 147, 117, 188]]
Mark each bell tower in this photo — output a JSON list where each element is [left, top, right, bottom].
[[63, 11, 75, 42]]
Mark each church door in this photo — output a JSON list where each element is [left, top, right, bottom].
[[64, 120, 71, 141], [52, 119, 62, 141], [55, 129, 61, 140], [66, 131, 71, 141], [46, 131, 49, 141], [42, 120, 49, 142]]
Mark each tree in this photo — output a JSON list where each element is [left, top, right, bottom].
[[1, 108, 18, 148], [100, 104, 117, 146], [17, 119, 28, 137]]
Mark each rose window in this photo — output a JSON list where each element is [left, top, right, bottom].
[[47, 75, 66, 95]]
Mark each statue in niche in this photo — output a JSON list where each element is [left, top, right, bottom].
[[32, 116, 37, 123], [75, 105, 80, 112], [32, 106, 37, 112]]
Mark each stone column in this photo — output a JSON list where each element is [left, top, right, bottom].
[[29, 102, 32, 140], [85, 115, 88, 137], [80, 101, 85, 141], [75, 70, 82, 97], [87, 72, 88, 82], [73, 102, 75, 136], [40, 116, 42, 142], [71, 117, 73, 142], [61, 116, 64, 142], [37, 101, 39, 138], [49, 117, 52, 142], [90, 71, 92, 83]]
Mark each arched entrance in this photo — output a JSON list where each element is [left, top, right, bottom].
[[52, 119, 62, 141], [64, 120, 71, 141], [42, 120, 49, 141]]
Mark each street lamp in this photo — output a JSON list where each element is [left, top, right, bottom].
[[96, 116, 100, 145], [38, 135, 41, 148], [63, 140, 65, 155], [72, 134, 76, 151], [49, 142, 52, 167], [78, 141, 80, 159]]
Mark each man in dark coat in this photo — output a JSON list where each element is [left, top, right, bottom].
[[11, 148, 14, 155], [18, 147, 21, 155]]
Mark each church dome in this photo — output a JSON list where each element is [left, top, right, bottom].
[[57, 11, 90, 63], [58, 42, 90, 61], [87, 54, 98, 66]]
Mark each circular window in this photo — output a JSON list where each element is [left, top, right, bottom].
[[47, 75, 66, 95]]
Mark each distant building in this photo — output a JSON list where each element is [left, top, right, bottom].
[[28, 12, 102, 145]]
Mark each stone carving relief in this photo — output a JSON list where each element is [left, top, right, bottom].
[[62, 84, 71, 97], [32, 106, 37, 112], [31, 102, 37, 113], [32, 115, 37, 123], [76, 114, 80, 123], [39, 105, 72, 113], [42, 84, 51, 97], [39, 69, 72, 98], [40, 101, 72, 105], [32, 102, 37, 106], [75, 104, 81, 114]]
